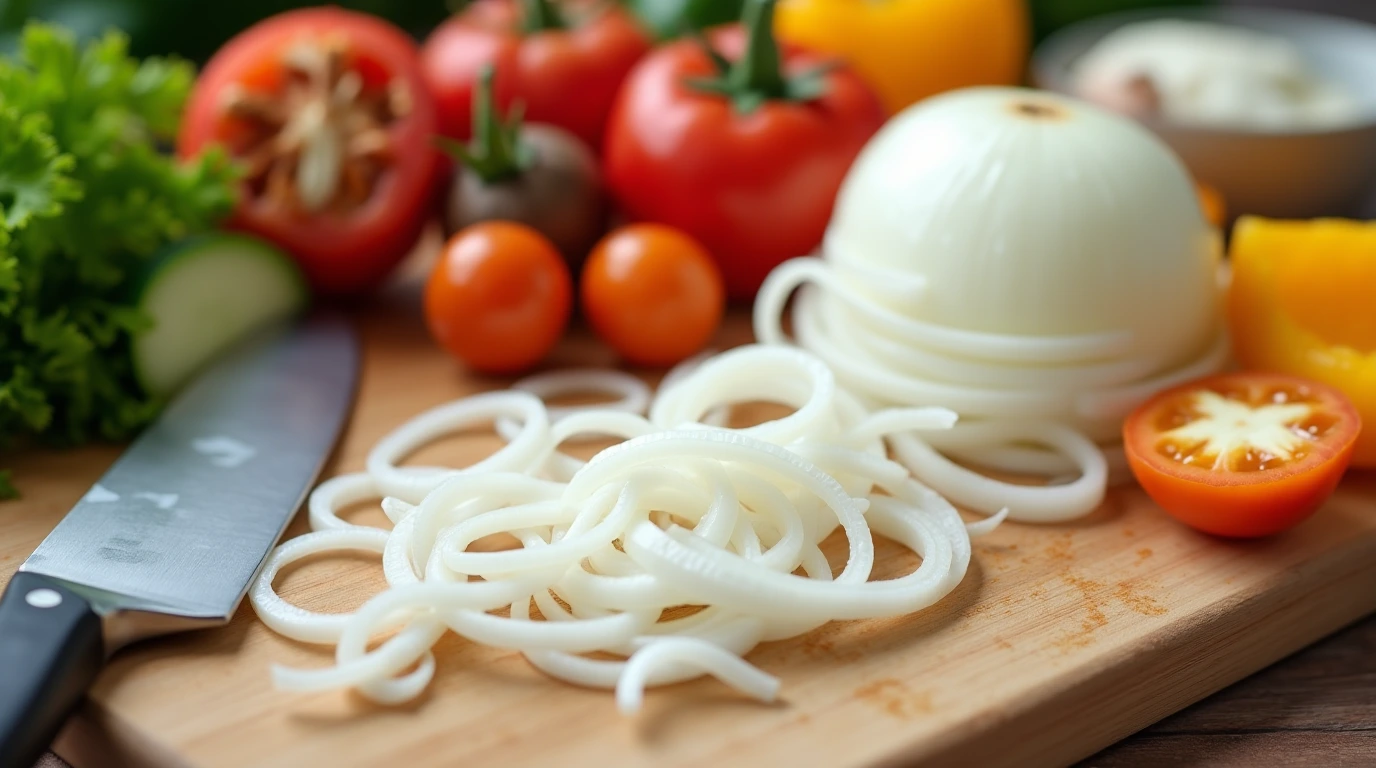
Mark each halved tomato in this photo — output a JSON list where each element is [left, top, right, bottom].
[[178, 8, 440, 296], [1123, 372, 1360, 538]]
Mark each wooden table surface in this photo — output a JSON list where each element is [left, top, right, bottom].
[[1083, 615, 1376, 766]]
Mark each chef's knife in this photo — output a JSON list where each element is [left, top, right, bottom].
[[0, 312, 359, 768]]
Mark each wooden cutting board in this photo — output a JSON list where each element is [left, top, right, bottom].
[[4, 289, 1376, 768]]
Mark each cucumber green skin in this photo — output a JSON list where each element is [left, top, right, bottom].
[[129, 232, 310, 397], [126, 232, 308, 303]]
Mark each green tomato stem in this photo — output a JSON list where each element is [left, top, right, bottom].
[[728, 0, 786, 101], [684, 0, 824, 115], [520, 0, 567, 33], [439, 64, 530, 185]]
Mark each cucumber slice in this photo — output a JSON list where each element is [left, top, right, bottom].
[[132, 234, 310, 396]]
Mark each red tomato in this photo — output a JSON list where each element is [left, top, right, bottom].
[[421, 0, 650, 150], [603, 24, 884, 301], [178, 8, 440, 296], [582, 224, 725, 367], [425, 222, 573, 374], [1123, 373, 1361, 538]]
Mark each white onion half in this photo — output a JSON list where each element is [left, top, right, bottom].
[[752, 88, 1228, 523]]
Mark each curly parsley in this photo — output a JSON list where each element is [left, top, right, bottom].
[[0, 24, 238, 497]]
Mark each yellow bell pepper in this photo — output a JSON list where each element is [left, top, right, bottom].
[[775, 0, 1029, 115], [1229, 217, 1376, 466]]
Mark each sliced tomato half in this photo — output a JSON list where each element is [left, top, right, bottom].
[[178, 8, 439, 296], [1124, 372, 1361, 538]]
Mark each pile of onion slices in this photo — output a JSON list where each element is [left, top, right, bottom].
[[250, 344, 1006, 711]]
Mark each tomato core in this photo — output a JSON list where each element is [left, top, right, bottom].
[[221, 37, 411, 214], [1149, 385, 1339, 472]]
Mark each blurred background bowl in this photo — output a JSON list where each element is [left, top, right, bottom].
[[1032, 6, 1376, 219]]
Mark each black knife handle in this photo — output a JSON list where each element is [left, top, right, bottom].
[[0, 572, 104, 768]]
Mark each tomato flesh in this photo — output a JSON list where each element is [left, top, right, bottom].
[[178, 8, 439, 296], [1124, 373, 1360, 538]]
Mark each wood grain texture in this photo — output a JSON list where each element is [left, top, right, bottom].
[[1081, 613, 1376, 767], [4, 294, 1376, 768]]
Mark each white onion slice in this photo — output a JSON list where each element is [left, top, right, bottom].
[[830, 298, 1168, 389], [888, 423, 1107, 523], [650, 344, 839, 445], [367, 392, 551, 501], [754, 258, 1134, 364], [307, 473, 382, 531], [1074, 329, 1231, 421], [616, 637, 782, 714], [251, 343, 1002, 715], [251, 528, 389, 644], [514, 369, 652, 420], [523, 615, 766, 690]]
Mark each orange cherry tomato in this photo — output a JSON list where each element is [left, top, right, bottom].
[[1123, 372, 1360, 538], [581, 224, 725, 367], [425, 222, 572, 374]]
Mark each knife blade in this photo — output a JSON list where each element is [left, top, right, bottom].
[[0, 311, 359, 768]]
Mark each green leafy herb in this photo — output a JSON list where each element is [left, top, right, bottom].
[[0, 470, 17, 500], [0, 23, 238, 496]]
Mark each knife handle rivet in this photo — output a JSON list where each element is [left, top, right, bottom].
[[24, 588, 63, 609]]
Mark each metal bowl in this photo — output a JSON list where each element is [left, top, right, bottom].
[[1032, 6, 1376, 219]]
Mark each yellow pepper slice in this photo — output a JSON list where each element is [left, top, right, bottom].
[[1229, 217, 1376, 466], [775, 0, 1028, 115]]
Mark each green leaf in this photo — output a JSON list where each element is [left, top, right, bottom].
[[0, 364, 54, 432], [0, 470, 18, 501], [0, 109, 79, 230], [0, 255, 19, 317], [0, 22, 236, 493], [128, 56, 197, 139]]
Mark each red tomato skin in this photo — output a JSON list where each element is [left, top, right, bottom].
[[1123, 374, 1361, 539], [421, 0, 651, 150], [602, 28, 885, 301], [178, 8, 440, 296]]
